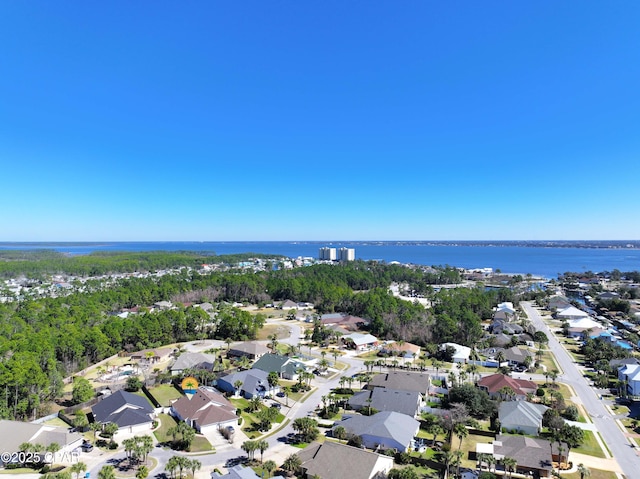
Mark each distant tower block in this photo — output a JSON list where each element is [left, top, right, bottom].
[[339, 247, 355, 261], [319, 247, 337, 261]]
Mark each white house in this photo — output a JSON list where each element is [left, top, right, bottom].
[[441, 342, 471, 363]]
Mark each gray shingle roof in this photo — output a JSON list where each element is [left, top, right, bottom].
[[91, 390, 154, 427], [297, 441, 392, 479], [349, 388, 421, 417]]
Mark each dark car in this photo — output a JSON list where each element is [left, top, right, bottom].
[[81, 442, 94, 452], [271, 402, 282, 409], [276, 391, 285, 397]]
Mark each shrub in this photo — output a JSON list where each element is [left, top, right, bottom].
[[536, 388, 545, 397]]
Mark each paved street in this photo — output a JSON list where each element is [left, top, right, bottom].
[[521, 301, 637, 478]]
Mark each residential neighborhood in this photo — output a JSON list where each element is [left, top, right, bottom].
[[1, 257, 640, 479]]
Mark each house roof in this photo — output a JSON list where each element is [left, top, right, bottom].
[[502, 346, 534, 363], [477, 374, 537, 397], [251, 354, 305, 376], [333, 411, 420, 450], [493, 435, 555, 472], [380, 341, 421, 357], [211, 465, 260, 478], [228, 342, 269, 356], [349, 388, 421, 417], [567, 316, 603, 330], [172, 388, 237, 427], [297, 441, 393, 479], [441, 343, 471, 360], [171, 352, 216, 372], [344, 333, 378, 346], [557, 306, 589, 318], [219, 369, 269, 395], [0, 420, 83, 454], [368, 371, 430, 394], [499, 401, 548, 429], [91, 390, 155, 427]]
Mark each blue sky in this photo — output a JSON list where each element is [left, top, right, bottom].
[[1, 2, 639, 241]]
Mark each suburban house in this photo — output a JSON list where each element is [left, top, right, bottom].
[[378, 341, 421, 359], [440, 342, 471, 363], [547, 296, 572, 312], [91, 390, 156, 434], [227, 342, 270, 361], [490, 319, 524, 335], [501, 346, 535, 367], [618, 363, 640, 396], [170, 387, 238, 434], [368, 371, 431, 396], [495, 302, 516, 317], [0, 420, 83, 466], [320, 313, 370, 331], [480, 435, 560, 478], [556, 306, 589, 321], [251, 353, 307, 380], [153, 301, 174, 311], [342, 332, 379, 351], [278, 299, 299, 310], [216, 369, 271, 399], [499, 401, 548, 435], [297, 441, 394, 479], [170, 352, 217, 376], [129, 347, 172, 364], [332, 411, 420, 452], [477, 374, 537, 400], [211, 465, 260, 478], [348, 388, 422, 418]]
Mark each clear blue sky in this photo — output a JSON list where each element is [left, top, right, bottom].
[[2, 2, 639, 241]]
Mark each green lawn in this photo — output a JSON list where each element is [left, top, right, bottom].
[[147, 384, 184, 406], [153, 414, 212, 452], [562, 469, 617, 479], [572, 430, 606, 458]]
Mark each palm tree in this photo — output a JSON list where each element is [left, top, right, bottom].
[[282, 453, 301, 477], [263, 460, 277, 478], [71, 462, 87, 479], [97, 466, 116, 479], [136, 466, 149, 479], [485, 454, 496, 473], [333, 425, 347, 443], [454, 423, 468, 450], [577, 463, 591, 479], [502, 457, 517, 479], [454, 450, 463, 478], [233, 379, 243, 397], [268, 334, 279, 353], [187, 459, 201, 478], [89, 422, 102, 440], [257, 439, 269, 463]]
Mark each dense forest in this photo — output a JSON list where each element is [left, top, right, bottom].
[[0, 250, 284, 279], [0, 252, 511, 421]]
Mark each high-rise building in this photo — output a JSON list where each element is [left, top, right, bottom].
[[339, 247, 355, 262], [319, 247, 337, 261]]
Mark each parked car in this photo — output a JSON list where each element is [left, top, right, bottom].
[[81, 442, 94, 452], [276, 391, 285, 397], [271, 402, 281, 409]]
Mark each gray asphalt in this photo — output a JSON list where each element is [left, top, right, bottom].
[[521, 301, 638, 478]]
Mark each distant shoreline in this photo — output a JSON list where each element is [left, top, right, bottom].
[[1, 240, 639, 250]]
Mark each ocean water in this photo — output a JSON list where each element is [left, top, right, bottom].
[[1, 241, 640, 279]]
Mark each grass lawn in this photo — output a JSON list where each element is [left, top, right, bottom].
[[147, 384, 184, 406], [572, 430, 606, 458], [256, 323, 291, 340], [44, 417, 71, 428], [153, 414, 212, 452], [562, 469, 617, 479]]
